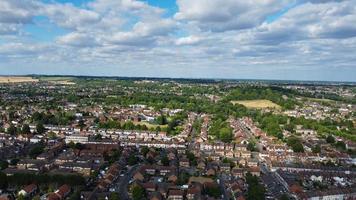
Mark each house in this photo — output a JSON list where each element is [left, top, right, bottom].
[[246, 158, 258, 167], [197, 160, 206, 170], [56, 184, 71, 199], [186, 185, 202, 200], [149, 192, 163, 200], [18, 184, 38, 198], [65, 134, 88, 144], [167, 190, 184, 200], [232, 168, 244, 178], [220, 163, 231, 173], [240, 151, 251, 159], [167, 173, 178, 183], [248, 167, 260, 177], [206, 168, 216, 176], [133, 171, 145, 181], [179, 158, 190, 168], [142, 182, 156, 192]]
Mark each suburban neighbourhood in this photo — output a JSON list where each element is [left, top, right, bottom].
[[0, 77, 355, 200]]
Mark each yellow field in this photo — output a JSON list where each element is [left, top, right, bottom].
[[231, 99, 281, 109], [0, 76, 39, 83]]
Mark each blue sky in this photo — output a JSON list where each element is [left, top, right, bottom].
[[0, 0, 355, 81]]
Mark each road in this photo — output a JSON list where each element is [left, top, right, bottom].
[[116, 164, 139, 200], [218, 174, 229, 200], [260, 164, 289, 199]]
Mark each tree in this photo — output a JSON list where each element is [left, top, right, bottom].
[[205, 185, 221, 198], [94, 134, 102, 141], [10, 158, 19, 165], [109, 193, 120, 200], [131, 185, 145, 200], [312, 145, 321, 153], [335, 141, 346, 150], [21, 124, 31, 134], [128, 155, 138, 166], [220, 127, 233, 143], [326, 135, 335, 143], [29, 144, 45, 158], [78, 119, 86, 130], [247, 141, 257, 151], [141, 146, 149, 157], [246, 172, 265, 200], [75, 143, 84, 150], [48, 131, 57, 140], [36, 122, 45, 134], [287, 136, 304, 153], [161, 155, 169, 166], [0, 171, 8, 189], [7, 124, 17, 135], [156, 114, 168, 125], [0, 160, 8, 170], [17, 195, 25, 200], [279, 194, 290, 200]]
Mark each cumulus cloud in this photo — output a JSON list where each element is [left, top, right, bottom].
[[0, 0, 38, 24], [249, 0, 356, 45], [0, 0, 355, 81], [175, 0, 292, 32], [40, 3, 100, 30]]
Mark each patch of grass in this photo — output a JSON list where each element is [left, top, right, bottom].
[[132, 121, 168, 129], [231, 99, 281, 109]]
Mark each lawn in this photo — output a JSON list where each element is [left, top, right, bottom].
[[132, 121, 168, 129], [231, 99, 281, 109]]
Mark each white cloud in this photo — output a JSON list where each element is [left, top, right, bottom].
[[41, 3, 100, 30], [175, 35, 202, 45], [0, 0, 355, 81], [175, 0, 292, 32], [57, 32, 100, 47]]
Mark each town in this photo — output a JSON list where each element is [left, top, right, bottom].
[[0, 76, 355, 200]]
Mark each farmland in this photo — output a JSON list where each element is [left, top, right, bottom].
[[0, 76, 38, 83]]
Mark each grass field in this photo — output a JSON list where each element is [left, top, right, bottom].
[[231, 99, 281, 109], [306, 97, 334, 102], [48, 80, 76, 85], [39, 77, 76, 85], [132, 121, 168, 129], [0, 76, 39, 83]]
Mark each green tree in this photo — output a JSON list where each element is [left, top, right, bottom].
[[220, 127, 233, 143], [279, 194, 290, 200], [312, 145, 321, 153], [0, 160, 9, 170], [131, 185, 145, 200], [21, 124, 31, 134], [109, 193, 120, 200], [205, 185, 221, 198], [0, 171, 8, 189], [246, 172, 265, 200], [36, 122, 45, 134], [141, 146, 149, 157], [7, 124, 17, 135], [326, 135, 335, 143], [161, 155, 169, 166], [335, 141, 346, 150], [29, 144, 45, 158], [128, 155, 138, 166]]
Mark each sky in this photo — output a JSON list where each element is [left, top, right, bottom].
[[0, 0, 356, 81]]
